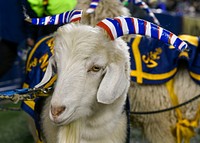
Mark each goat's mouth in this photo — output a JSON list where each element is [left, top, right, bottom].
[[49, 110, 76, 125]]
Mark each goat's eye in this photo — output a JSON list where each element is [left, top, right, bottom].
[[88, 65, 101, 72]]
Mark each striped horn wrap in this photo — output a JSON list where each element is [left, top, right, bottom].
[[25, 10, 83, 25], [86, 0, 101, 13], [97, 17, 188, 51]]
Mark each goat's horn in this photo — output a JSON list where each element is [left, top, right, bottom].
[[25, 10, 83, 25], [97, 17, 188, 51], [86, 0, 101, 14], [126, 0, 160, 25]]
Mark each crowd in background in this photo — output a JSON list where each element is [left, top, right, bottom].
[[145, 0, 200, 15]]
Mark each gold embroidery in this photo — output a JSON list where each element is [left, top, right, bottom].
[[27, 58, 38, 72], [142, 48, 162, 68], [39, 53, 49, 72], [46, 38, 55, 54], [27, 37, 55, 73], [26, 36, 52, 71]]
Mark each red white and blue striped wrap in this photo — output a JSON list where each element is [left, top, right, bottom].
[[128, 0, 160, 25], [97, 17, 188, 51], [86, 0, 101, 13], [29, 10, 83, 25]]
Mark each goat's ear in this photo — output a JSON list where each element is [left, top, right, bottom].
[[97, 63, 128, 104], [35, 55, 57, 88]]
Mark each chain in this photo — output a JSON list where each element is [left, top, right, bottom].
[[0, 87, 53, 103]]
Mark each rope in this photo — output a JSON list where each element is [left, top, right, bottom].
[[130, 93, 200, 115]]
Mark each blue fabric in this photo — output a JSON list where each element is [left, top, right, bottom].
[[21, 35, 53, 117], [0, 88, 29, 97], [21, 36, 54, 142], [127, 36, 200, 84], [23, 36, 54, 87], [21, 34, 200, 142]]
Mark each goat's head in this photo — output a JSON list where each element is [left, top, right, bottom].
[[36, 24, 130, 125], [32, 10, 188, 125]]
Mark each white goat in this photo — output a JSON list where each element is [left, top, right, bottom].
[[36, 23, 131, 143], [75, 1, 200, 143], [76, 1, 200, 143], [23, 1, 131, 142], [30, 13, 187, 143], [24, 0, 194, 142]]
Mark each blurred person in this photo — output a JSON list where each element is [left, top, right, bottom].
[[25, 0, 77, 45], [147, 0, 167, 12], [176, 0, 195, 15]]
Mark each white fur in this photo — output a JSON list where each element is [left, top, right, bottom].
[[75, 1, 200, 142], [30, 1, 198, 143], [76, 0, 130, 26], [129, 66, 200, 143], [39, 24, 130, 143]]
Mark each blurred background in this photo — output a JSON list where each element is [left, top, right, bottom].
[[0, 0, 200, 143]]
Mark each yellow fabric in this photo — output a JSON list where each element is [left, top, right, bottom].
[[23, 83, 29, 88], [131, 35, 143, 83], [165, 79, 200, 143], [23, 82, 36, 111], [37, 139, 43, 143], [130, 68, 177, 83], [189, 71, 200, 81], [130, 35, 178, 84], [178, 51, 189, 58], [44, 75, 57, 88], [23, 101, 35, 111], [36, 130, 43, 143], [178, 35, 199, 47]]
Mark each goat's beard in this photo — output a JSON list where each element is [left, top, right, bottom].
[[57, 119, 82, 143]]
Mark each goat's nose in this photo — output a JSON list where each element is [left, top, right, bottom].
[[51, 105, 66, 117]]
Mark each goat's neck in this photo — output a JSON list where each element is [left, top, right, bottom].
[[82, 96, 127, 142], [57, 96, 127, 143]]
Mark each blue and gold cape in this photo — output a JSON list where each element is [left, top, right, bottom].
[[21, 34, 200, 142]]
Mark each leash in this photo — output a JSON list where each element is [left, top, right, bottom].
[[1, 86, 200, 113], [0, 87, 53, 104], [130, 93, 200, 115]]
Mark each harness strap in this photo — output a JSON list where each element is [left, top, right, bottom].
[[166, 79, 200, 143]]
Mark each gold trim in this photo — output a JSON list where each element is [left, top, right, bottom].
[[26, 36, 52, 71]]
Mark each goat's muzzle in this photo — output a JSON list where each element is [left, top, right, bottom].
[[51, 105, 66, 118]]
